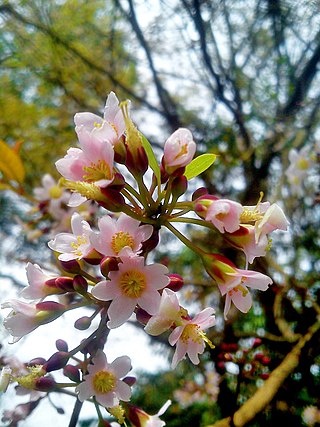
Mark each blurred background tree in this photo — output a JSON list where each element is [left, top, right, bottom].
[[1, 1, 320, 426]]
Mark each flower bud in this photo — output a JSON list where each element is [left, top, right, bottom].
[[252, 338, 262, 348], [123, 376, 136, 387], [56, 339, 68, 352], [27, 357, 46, 366], [73, 275, 88, 294], [74, 316, 92, 330], [261, 356, 271, 366], [166, 274, 184, 292], [43, 352, 70, 372], [125, 144, 148, 176], [55, 277, 74, 292], [83, 248, 104, 265], [110, 172, 126, 191], [192, 187, 208, 201], [171, 175, 188, 200], [135, 307, 152, 325], [59, 259, 81, 274], [34, 376, 56, 392], [114, 135, 127, 164], [63, 365, 80, 382], [100, 256, 119, 277], [140, 226, 160, 254], [163, 128, 196, 175], [98, 188, 125, 212]]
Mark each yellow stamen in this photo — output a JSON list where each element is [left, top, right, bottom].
[[119, 270, 146, 298], [173, 143, 188, 160], [108, 405, 125, 424], [70, 235, 88, 256], [240, 191, 264, 223], [180, 324, 202, 344], [60, 179, 105, 201], [49, 185, 63, 199], [111, 232, 134, 255], [229, 284, 248, 297], [83, 160, 112, 182], [297, 158, 309, 170], [92, 370, 116, 394]]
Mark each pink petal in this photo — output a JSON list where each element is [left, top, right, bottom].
[[107, 297, 137, 328], [91, 280, 121, 301], [110, 355, 132, 378]]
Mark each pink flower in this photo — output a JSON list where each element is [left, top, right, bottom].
[[33, 174, 70, 219], [1, 300, 65, 342], [144, 289, 181, 336], [0, 367, 12, 392], [74, 92, 125, 145], [92, 256, 169, 328], [163, 128, 196, 173], [90, 213, 153, 257], [218, 269, 273, 320], [205, 199, 243, 233], [128, 400, 172, 427], [48, 212, 93, 261], [225, 225, 269, 265], [21, 263, 63, 300], [168, 308, 216, 368], [255, 203, 289, 242], [75, 350, 132, 407], [55, 126, 114, 188]]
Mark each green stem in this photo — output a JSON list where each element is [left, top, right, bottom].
[[121, 187, 142, 209], [124, 183, 143, 204], [170, 216, 216, 231]]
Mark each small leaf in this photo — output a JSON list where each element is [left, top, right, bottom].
[[0, 140, 25, 184], [184, 153, 216, 180], [140, 132, 161, 185]]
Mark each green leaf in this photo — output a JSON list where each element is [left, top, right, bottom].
[[0, 140, 25, 184], [184, 153, 216, 180], [140, 132, 161, 185]]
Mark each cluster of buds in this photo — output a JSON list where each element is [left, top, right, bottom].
[[1, 91, 289, 424], [216, 338, 271, 380]]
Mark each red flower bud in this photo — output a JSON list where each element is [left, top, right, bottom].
[[100, 256, 119, 277], [260, 356, 271, 366], [34, 376, 56, 392], [99, 188, 125, 212], [135, 307, 152, 325], [123, 376, 136, 387], [171, 175, 188, 200], [63, 365, 81, 382], [55, 277, 74, 292], [59, 259, 81, 274], [166, 274, 184, 292], [73, 275, 88, 294]]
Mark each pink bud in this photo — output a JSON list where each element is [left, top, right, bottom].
[[192, 187, 208, 201], [36, 301, 65, 312]]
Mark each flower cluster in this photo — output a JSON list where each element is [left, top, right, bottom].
[[1, 91, 289, 425]]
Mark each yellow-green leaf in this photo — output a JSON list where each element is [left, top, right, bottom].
[[184, 153, 216, 180], [0, 140, 25, 184], [140, 132, 161, 186]]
